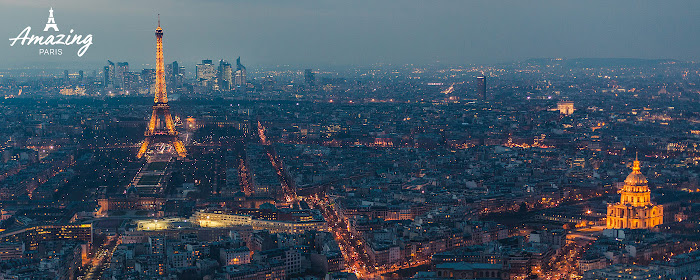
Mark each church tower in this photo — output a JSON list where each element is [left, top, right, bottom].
[[606, 156, 663, 229]]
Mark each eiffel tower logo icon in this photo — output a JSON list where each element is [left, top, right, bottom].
[[43, 8, 59, 32]]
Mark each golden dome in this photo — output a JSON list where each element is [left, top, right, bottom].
[[622, 159, 649, 192]]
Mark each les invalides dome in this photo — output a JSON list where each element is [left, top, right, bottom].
[[607, 157, 663, 229]]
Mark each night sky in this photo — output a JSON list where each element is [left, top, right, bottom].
[[2, 0, 700, 68]]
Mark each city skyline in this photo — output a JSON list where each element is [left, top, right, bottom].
[[2, 0, 700, 68], [2, 1, 700, 280]]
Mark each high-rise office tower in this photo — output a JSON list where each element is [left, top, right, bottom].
[[104, 61, 115, 88], [116, 62, 129, 88], [304, 69, 315, 86], [78, 70, 84, 82], [141, 69, 156, 89], [178, 66, 186, 80], [171, 61, 179, 87], [218, 60, 233, 91], [103, 66, 110, 87], [104, 61, 129, 89], [234, 57, 246, 88], [137, 17, 186, 158], [122, 71, 137, 90], [196, 59, 216, 87], [63, 70, 69, 82], [477, 76, 486, 100]]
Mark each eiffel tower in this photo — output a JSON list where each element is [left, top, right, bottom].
[[137, 16, 186, 158]]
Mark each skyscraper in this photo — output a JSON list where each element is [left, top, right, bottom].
[[103, 66, 110, 87], [104, 61, 115, 88], [122, 71, 137, 90], [103, 61, 129, 89], [171, 61, 179, 88], [477, 76, 486, 100], [234, 57, 246, 88], [178, 65, 186, 80], [218, 60, 233, 91], [196, 59, 216, 88], [141, 68, 156, 89], [116, 62, 129, 88]]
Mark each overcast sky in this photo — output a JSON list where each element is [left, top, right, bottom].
[[2, 0, 700, 69]]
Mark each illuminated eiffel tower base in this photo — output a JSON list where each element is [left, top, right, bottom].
[[137, 103, 186, 158]]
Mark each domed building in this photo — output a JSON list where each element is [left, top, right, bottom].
[[606, 158, 663, 229]]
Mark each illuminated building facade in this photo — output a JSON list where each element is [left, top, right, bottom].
[[220, 247, 252, 265], [97, 195, 166, 215], [557, 101, 575, 116], [196, 59, 216, 87], [0, 242, 24, 260], [606, 158, 663, 229], [218, 60, 233, 91], [137, 17, 187, 158], [192, 210, 327, 234], [0, 224, 92, 250]]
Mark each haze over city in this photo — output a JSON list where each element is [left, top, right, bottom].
[[2, 0, 700, 68]]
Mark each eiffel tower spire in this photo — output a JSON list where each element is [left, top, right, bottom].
[[137, 17, 187, 158]]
